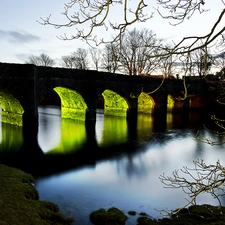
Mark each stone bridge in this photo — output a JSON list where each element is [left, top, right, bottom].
[[0, 62, 210, 132]]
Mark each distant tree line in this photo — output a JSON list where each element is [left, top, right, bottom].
[[26, 28, 225, 78]]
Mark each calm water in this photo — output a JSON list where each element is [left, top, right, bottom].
[[1, 105, 225, 225]]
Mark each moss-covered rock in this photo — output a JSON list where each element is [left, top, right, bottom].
[[0, 164, 74, 225], [137, 216, 158, 225], [89, 207, 128, 225], [128, 210, 137, 216], [136, 205, 225, 225], [170, 204, 225, 224]]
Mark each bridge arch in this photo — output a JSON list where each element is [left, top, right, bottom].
[[102, 89, 129, 117], [167, 94, 175, 112], [0, 91, 24, 126], [138, 92, 155, 114], [54, 86, 88, 121]]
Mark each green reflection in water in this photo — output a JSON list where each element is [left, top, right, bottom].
[[0, 92, 24, 126], [137, 113, 153, 140], [0, 122, 23, 156], [167, 112, 173, 130], [54, 87, 87, 121], [102, 89, 128, 117], [138, 92, 155, 114], [46, 118, 86, 154], [98, 115, 128, 147]]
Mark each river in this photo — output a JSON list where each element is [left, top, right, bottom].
[[0, 105, 225, 225]]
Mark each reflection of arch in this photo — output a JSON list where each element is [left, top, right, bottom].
[[54, 87, 88, 121], [0, 91, 24, 126], [167, 94, 175, 112], [102, 89, 129, 117], [138, 92, 155, 114], [46, 119, 86, 154], [98, 116, 128, 147]]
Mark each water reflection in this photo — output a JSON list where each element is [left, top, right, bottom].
[[38, 106, 61, 152], [97, 115, 128, 147], [137, 113, 153, 141], [47, 119, 87, 154], [35, 128, 225, 225], [0, 122, 23, 156], [0, 105, 224, 225], [34, 106, 225, 225], [38, 107, 129, 153]]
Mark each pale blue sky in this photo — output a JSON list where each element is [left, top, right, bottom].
[[0, 1, 224, 66]]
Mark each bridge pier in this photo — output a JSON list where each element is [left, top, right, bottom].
[[85, 108, 96, 121], [126, 96, 138, 139], [22, 108, 39, 143], [20, 107, 44, 160]]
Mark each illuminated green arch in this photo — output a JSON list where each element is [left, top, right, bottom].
[[54, 87, 88, 121], [0, 91, 24, 126], [102, 89, 129, 117], [138, 92, 155, 114], [167, 94, 175, 111]]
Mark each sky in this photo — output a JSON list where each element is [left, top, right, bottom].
[[0, 0, 224, 67]]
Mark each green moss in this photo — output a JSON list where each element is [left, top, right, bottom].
[[167, 94, 174, 112], [0, 164, 74, 225], [138, 92, 155, 114], [89, 207, 128, 225], [137, 216, 158, 225], [54, 86, 88, 121], [0, 91, 24, 126], [168, 205, 225, 225], [102, 89, 128, 117]]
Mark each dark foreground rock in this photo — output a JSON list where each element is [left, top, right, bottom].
[[90, 207, 128, 225], [90, 204, 225, 225], [135, 204, 225, 225], [0, 164, 74, 225]]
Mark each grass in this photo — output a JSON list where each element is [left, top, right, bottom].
[[0, 164, 74, 225]]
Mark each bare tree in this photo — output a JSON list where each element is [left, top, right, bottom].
[[187, 44, 213, 77], [38, 0, 152, 46], [61, 55, 75, 68], [61, 48, 90, 69], [159, 159, 225, 216], [101, 43, 120, 73], [38, 0, 225, 56], [118, 28, 163, 75], [155, 0, 225, 56], [214, 52, 225, 77], [159, 54, 177, 78], [89, 48, 102, 71], [73, 48, 90, 69], [26, 53, 55, 67]]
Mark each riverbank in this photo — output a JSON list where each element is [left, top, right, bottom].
[[1, 163, 225, 225], [0, 164, 73, 225]]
